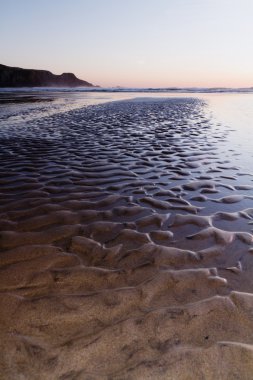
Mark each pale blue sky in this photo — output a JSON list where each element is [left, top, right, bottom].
[[1, 0, 253, 87]]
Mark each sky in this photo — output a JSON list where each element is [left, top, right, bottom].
[[1, 0, 253, 88]]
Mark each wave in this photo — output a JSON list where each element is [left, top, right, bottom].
[[1, 86, 253, 93]]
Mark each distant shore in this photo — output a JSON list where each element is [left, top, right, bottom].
[[0, 63, 95, 87]]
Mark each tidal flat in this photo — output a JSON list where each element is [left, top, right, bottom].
[[1, 92, 253, 379]]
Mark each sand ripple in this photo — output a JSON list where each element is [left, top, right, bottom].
[[1, 98, 253, 379]]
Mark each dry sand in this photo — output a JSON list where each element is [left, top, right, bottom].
[[1, 98, 253, 379]]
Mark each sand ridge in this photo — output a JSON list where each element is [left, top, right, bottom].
[[1, 98, 253, 379]]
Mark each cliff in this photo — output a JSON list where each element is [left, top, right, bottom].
[[0, 64, 94, 87]]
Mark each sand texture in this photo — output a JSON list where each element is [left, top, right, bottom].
[[1, 98, 253, 379]]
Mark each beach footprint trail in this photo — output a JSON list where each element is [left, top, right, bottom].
[[1, 97, 253, 379]]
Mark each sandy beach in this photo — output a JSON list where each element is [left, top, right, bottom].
[[1, 96, 253, 379]]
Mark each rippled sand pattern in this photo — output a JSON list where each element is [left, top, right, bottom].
[[1, 98, 253, 379]]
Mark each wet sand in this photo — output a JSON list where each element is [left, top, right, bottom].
[[1, 97, 253, 379]]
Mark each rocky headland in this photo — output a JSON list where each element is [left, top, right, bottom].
[[0, 64, 94, 87]]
